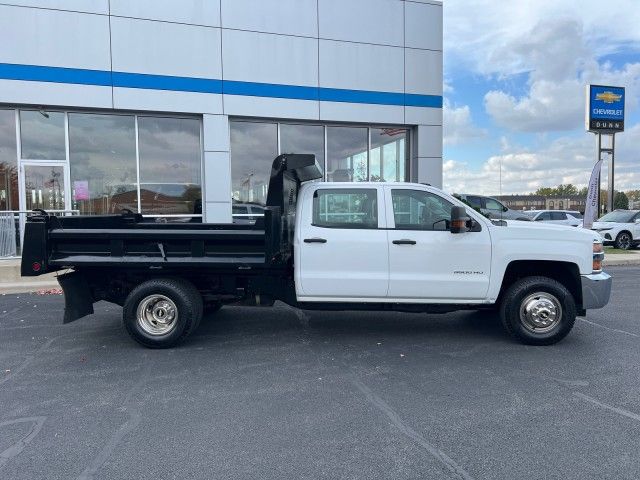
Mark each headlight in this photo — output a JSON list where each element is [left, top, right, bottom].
[[593, 240, 604, 272]]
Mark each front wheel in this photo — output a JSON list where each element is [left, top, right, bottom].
[[123, 278, 203, 348], [500, 276, 576, 345], [615, 231, 633, 250]]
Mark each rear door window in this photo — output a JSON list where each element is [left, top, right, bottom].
[[551, 212, 567, 220], [313, 189, 378, 228]]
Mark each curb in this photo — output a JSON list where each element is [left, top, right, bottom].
[[604, 259, 640, 267], [0, 280, 60, 294]]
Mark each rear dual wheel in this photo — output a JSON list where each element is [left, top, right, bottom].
[[123, 278, 203, 348]]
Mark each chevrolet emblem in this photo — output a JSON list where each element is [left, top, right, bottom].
[[596, 91, 622, 103]]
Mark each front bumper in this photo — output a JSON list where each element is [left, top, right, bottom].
[[581, 272, 612, 310]]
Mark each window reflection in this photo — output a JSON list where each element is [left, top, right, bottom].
[[138, 117, 201, 184], [20, 110, 66, 160], [280, 124, 325, 176], [230, 122, 277, 206], [370, 128, 407, 182], [138, 184, 202, 216], [0, 109, 18, 211], [138, 117, 202, 215], [69, 113, 138, 215], [326, 126, 368, 182], [24, 165, 66, 211]]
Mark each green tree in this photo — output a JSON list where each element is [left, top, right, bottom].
[[534, 187, 555, 196], [614, 191, 629, 210], [555, 184, 578, 196], [534, 184, 578, 196]]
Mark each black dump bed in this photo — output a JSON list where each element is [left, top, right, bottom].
[[21, 154, 323, 277]]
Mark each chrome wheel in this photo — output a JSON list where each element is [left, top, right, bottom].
[[136, 294, 178, 336], [519, 292, 562, 334]]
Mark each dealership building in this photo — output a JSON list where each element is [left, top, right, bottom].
[[0, 0, 443, 255]]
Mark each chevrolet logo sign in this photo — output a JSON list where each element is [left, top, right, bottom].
[[596, 91, 622, 103]]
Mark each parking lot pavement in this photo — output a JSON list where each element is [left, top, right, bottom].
[[0, 267, 639, 480]]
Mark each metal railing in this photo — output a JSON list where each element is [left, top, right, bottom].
[[0, 210, 80, 259]]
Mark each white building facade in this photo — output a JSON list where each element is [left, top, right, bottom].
[[0, 0, 442, 238]]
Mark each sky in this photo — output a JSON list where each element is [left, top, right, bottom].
[[441, 0, 640, 195]]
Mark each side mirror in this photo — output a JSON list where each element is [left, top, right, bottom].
[[635, 218, 640, 224], [450, 206, 470, 234]]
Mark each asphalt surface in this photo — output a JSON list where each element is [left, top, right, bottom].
[[0, 267, 639, 480]]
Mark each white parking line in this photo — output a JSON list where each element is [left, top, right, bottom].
[[579, 318, 640, 338], [350, 375, 475, 480], [574, 392, 640, 423]]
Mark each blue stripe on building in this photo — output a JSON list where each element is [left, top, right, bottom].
[[0, 63, 442, 108]]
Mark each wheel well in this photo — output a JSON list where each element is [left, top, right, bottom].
[[615, 230, 632, 239], [498, 260, 582, 307]]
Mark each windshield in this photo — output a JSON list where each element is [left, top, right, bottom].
[[597, 211, 636, 223]]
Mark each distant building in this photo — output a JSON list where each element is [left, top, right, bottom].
[[496, 195, 587, 213], [494, 195, 546, 211]]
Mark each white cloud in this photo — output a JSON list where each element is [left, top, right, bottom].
[[443, 101, 486, 145], [443, 124, 640, 195], [444, 3, 640, 133], [444, 0, 640, 78]]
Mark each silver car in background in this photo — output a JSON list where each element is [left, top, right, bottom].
[[526, 210, 583, 227], [453, 194, 532, 221]]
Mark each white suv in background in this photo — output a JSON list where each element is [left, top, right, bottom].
[[527, 210, 583, 227], [592, 210, 640, 250]]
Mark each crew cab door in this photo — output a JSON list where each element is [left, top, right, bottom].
[[384, 187, 491, 301], [295, 186, 388, 300]]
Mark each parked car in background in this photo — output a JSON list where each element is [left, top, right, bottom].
[[592, 210, 640, 250], [232, 203, 266, 225], [453, 194, 531, 221], [526, 210, 583, 227]]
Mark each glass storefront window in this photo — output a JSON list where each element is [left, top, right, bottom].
[[230, 122, 409, 219], [370, 128, 407, 182], [280, 124, 325, 176], [0, 109, 18, 211], [138, 117, 202, 215], [230, 121, 277, 206], [69, 113, 137, 215], [326, 126, 368, 182], [20, 110, 66, 160]]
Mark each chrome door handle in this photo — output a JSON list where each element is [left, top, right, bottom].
[[304, 238, 327, 243], [392, 239, 416, 245]]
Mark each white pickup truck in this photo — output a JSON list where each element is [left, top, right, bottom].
[[22, 154, 612, 348]]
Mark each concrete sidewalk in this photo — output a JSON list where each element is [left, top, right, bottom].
[[603, 249, 640, 266], [0, 259, 60, 294], [1, 249, 639, 294]]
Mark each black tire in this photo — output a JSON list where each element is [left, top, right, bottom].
[[500, 276, 576, 346], [614, 231, 633, 250], [123, 278, 203, 348]]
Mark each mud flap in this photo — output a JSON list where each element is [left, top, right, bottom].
[[57, 271, 95, 324]]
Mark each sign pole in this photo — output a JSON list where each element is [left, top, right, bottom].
[[607, 133, 615, 212], [596, 133, 602, 217]]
